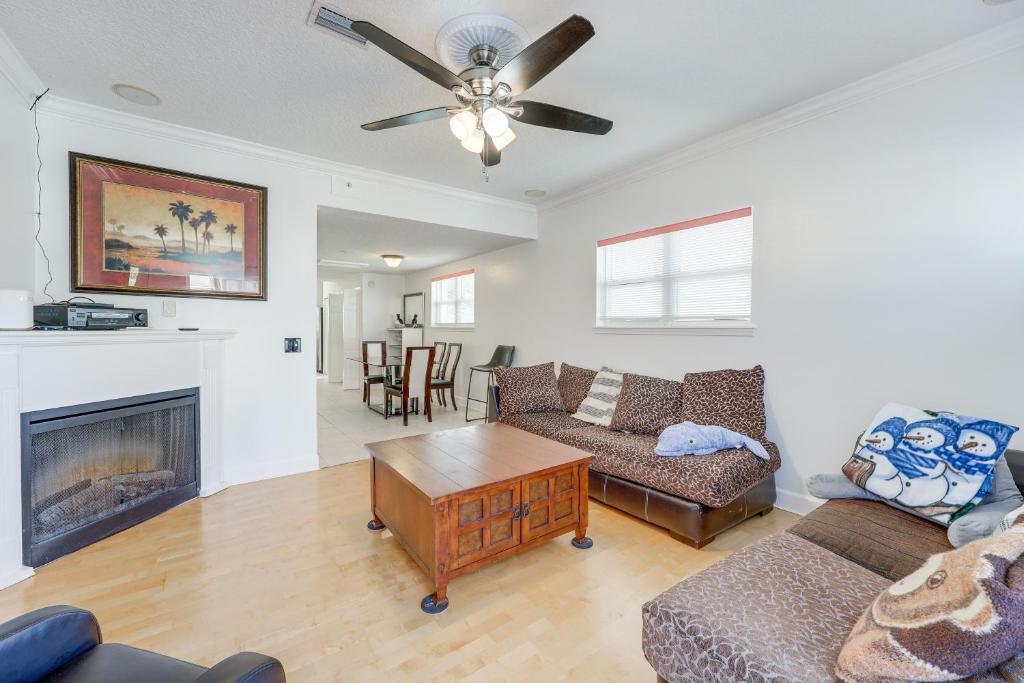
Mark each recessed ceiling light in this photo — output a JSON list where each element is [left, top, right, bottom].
[[524, 189, 547, 198], [112, 84, 161, 106], [381, 254, 404, 268]]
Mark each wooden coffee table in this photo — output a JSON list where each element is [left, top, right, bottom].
[[366, 422, 595, 613]]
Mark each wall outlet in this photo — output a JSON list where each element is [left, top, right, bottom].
[[162, 300, 176, 317], [284, 338, 302, 353]]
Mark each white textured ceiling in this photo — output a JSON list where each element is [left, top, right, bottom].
[[1, 1, 1022, 201], [317, 207, 527, 274]]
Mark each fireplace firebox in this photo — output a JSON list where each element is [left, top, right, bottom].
[[21, 388, 200, 567]]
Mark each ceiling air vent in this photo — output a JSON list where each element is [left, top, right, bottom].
[[306, 2, 367, 46]]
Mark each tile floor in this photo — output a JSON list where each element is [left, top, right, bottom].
[[317, 375, 486, 467]]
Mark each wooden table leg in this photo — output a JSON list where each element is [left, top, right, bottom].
[[367, 457, 385, 531], [571, 463, 593, 549], [422, 501, 450, 613], [421, 582, 448, 614]]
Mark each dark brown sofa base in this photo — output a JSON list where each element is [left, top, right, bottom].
[[588, 470, 776, 548]]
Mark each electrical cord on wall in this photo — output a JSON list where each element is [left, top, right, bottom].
[[30, 87, 55, 303]]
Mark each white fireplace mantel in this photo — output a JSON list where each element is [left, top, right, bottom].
[[0, 328, 236, 589]]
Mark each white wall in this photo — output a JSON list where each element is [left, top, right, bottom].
[[316, 267, 361, 307], [406, 45, 1024, 513], [25, 99, 535, 488], [360, 272, 406, 341], [0, 73, 35, 291]]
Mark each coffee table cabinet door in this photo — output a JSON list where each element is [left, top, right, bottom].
[[449, 482, 521, 570], [521, 466, 579, 543]]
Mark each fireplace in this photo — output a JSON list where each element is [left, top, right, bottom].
[[21, 388, 200, 567]]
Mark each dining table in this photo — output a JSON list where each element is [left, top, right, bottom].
[[347, 355, 405, 416], [348, 353, 445, 417]]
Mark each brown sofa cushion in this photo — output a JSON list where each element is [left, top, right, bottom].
[[681, 365, 767, 439], [493, 362, 565, 416], [788, 498, 952, 582], [642, 532, 891, 683], [608, 373, 683, 436], [499, 411, 590, 439], [554, 425, 780, 508], [556, 363, 597, 414]]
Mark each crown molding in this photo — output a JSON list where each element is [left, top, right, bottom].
[[542, 16, 1024, 211], [36, 96, 537, 217], [0, 24, 45, 107]]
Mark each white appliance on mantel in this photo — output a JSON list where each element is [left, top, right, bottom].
[[0, 328, 236, 590]]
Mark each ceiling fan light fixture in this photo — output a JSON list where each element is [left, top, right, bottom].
[[448, 110, 477, 140], [461, 128, 485, 154], [492, 128, 516, 151], [482, 108, 509, 137], [381, 254, 404, 268]]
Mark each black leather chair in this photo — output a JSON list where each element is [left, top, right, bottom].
[[0, 605, 285, 683], [465, 345, 514, 422]]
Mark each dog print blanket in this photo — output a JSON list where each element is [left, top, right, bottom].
[[835, 521, 1024, 682]]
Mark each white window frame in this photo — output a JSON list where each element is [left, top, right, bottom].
[[430, 269, 475, 329], [594, 208, 755, 336]]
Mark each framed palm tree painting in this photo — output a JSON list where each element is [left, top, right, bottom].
[[70, 153, 267, 300]]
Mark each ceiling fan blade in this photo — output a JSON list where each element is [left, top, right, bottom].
[[481, 133, 501, 167], [494, 15, 594, 96], [351, 21, 470, 93], [361, 107, 455, 131], [514, 101, 613, 135]]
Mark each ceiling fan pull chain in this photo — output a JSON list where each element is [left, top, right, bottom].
[[481, 165, 490, 183]]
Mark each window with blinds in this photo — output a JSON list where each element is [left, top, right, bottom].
[[431, 269, 475, 327], [595, 208, 752, 328]]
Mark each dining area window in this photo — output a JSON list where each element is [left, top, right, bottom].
[[431, 270, 475, 328]]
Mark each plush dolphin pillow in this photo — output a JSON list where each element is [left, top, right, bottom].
[[836, 523, 1024, 682], [842, 403, 1018, 526], [655, 421, 770, 460]]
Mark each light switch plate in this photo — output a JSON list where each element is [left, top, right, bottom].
[[162, 300, 176, 317], [284, 338, 302, 353]]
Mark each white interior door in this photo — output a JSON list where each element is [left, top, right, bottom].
[[320, 298, 331, 376], [342, 287, 361, 391], [327, 293, 344, 384]]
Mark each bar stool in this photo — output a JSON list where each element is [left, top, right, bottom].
[[465, 345, 515, 422]]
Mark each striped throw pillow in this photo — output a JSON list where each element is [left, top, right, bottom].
[[572, 367, 623, 427]]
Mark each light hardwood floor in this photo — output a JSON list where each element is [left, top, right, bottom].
[[0, 456, 796, 681]]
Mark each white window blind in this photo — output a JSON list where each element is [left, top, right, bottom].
[[596, 208, 752, 327], [431, 269, 475, 327]]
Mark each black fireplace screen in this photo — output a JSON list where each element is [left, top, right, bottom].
[[22, 388, 199, 567]]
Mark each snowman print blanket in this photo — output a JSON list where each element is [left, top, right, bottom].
[[842, 403, 1019, 525]]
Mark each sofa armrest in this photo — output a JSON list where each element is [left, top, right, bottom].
[[489, 384, 501, 422], [0, 605, 101, 683], [193, 652, 286, 683]]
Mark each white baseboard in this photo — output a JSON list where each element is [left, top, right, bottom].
[[223, 454, 319, 488], [0, 565, 33, 591], [775, 488, 823, 516]]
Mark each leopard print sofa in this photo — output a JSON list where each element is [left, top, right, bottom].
[[495, 363, 781, 547]]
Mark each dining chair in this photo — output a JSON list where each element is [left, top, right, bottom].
[[465, 345, 514, 422], [361, 340, 386, 406], [384, 346, 436, 426], [432, 341, 447, 378], [431, 342, 462, 409]]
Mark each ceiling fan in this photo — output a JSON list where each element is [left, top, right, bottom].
[[351, 14, 612, 168]]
